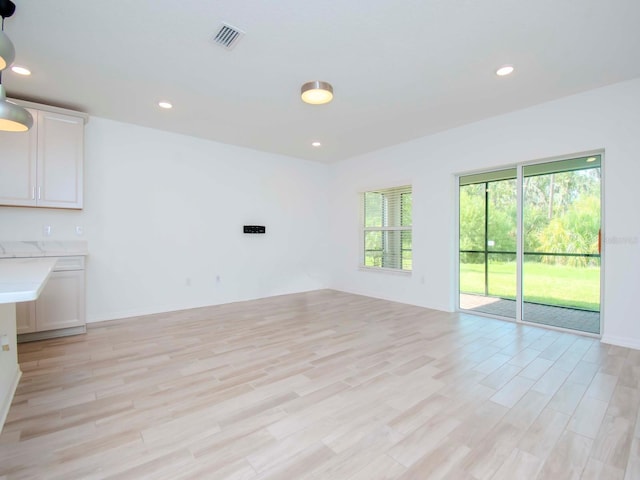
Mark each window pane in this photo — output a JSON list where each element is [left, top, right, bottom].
[[382, 230, 401, 269], [401, 230, 411, 249], [522, 255, 600, 334], [402, 251, 413, 270], [401, 231, 412, 270], [459, 252, 485, 295], [401, 193, 412, 226], [522, 169, 601, 255], [523, 255, 600, 311], [364, 230, 412, 270], [487, 253, 516, 302], [364, 231, 383, 267], [486, 179, 517, 252], [364, 192, 383, 227], [459, 183, 486, 251]]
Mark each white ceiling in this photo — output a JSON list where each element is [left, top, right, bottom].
[[4, 0, 640, 163]]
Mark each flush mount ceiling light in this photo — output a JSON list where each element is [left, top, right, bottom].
[[0, 0, 32, 132], [311, 141, 322, 147], [301, 81, 333, 105], [496, 65, 515, 77], [158, 101, 173, 109]]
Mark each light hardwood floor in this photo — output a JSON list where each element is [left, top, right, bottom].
[[1, 289, 639, 479]]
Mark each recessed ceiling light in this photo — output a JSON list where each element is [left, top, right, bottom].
[[311, 141, 322, 147], [11, 65, 31, 76], [496, 65, 514, 77], [158, 101, 173, 109], [586, 156, 597, 163]]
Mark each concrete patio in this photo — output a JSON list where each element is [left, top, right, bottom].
[[460, 293, 600, 334]]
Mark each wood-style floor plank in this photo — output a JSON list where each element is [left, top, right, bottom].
[[0, 289, 639, 479]]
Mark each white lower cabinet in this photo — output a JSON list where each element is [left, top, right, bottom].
[[15, 301, 36, 334], [17, 256, 86, 341]]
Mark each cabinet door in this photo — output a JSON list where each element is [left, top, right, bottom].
[[37, 111, 84, 209], [16, 301, 36, 334], [35, 270, 86, 331], [0, 108, 38, 206]]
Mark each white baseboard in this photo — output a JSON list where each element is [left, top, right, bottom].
[[0, 366, 21, 433], [87, 287, 328, 323], [601, 335, 640, 351], [330, 286, 451, 312]]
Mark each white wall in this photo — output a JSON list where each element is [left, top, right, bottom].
[[0, 118, 330, 322], [329, 78, 640, 350], [2, 79, 640, 350]]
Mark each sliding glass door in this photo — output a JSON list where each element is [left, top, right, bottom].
[[459, 169, 517, 319], [522, 157, 601, 333], [458, 155, 602, 334]]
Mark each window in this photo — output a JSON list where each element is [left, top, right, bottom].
[[361, 185, 412, 271]]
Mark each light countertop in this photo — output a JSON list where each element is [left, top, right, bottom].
[[0, 241, 88, 258], [0, 257, 58, 304]]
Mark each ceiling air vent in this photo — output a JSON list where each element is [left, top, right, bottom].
[[212, 23, 245, 50]]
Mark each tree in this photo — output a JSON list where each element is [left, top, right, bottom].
[[537, 194, 600, 266]]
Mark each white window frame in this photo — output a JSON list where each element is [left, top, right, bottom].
[[455, 150, 604, 337], [359, 185, 412, 273]]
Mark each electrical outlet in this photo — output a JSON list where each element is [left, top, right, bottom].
[[43, 225, 52, 237], [1, 335, 9, 352]]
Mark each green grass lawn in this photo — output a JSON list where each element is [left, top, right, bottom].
[[460, 261, 600, 311]]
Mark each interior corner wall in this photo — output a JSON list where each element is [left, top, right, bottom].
[[328, 78, 640, 350], [0, 118, 331, 322]]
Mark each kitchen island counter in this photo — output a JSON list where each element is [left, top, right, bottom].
[[0, 257, 58, 303], [0, 257, 57, 431]]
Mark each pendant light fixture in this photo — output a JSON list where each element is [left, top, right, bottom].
[[0, 29, 14, 71], [301, 81, 333, 105], [0, 0, 33, 132], [0, 78, 32, 131], [0, 0, 15, 70]]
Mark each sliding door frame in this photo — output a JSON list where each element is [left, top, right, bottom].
[[455, 150, 605, 338]]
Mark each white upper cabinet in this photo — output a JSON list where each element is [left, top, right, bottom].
[[0, 102, 88, 209], [36, 110, 85, 208], [0, 108, 37, 206]]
